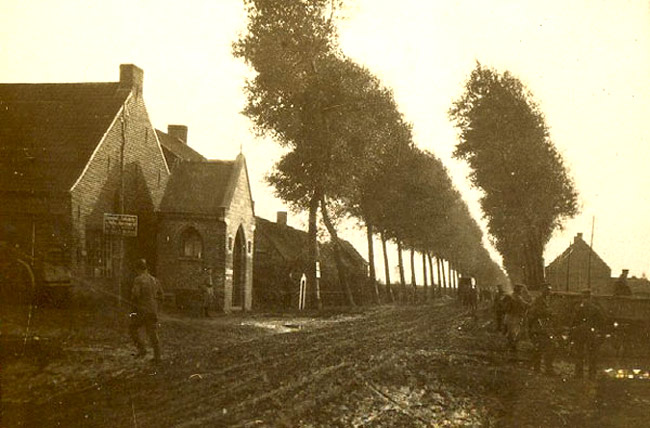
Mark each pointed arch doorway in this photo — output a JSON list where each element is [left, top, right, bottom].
[[232, 225, 246, 308]]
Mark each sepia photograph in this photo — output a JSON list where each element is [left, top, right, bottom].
[[1, 0, 650, 426]]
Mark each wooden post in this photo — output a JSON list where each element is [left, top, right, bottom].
[[118, 102, 127, 308], [565, 245, 572, 292], [587, 217, 595, 291]]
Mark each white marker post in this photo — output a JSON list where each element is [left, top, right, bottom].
[[299, 273, 307, 310]]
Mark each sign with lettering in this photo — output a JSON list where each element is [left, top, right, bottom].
[[103, 213, 138, 237]]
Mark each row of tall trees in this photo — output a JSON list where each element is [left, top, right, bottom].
[[235, 0, 505, 307], [449, 64, 578, 287]]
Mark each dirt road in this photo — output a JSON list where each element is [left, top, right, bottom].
[[3, 298, 650, 427]]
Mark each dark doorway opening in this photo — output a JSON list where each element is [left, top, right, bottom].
[[232, 225, 246, 308]]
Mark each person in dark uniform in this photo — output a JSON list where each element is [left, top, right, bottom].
[[493, 287, 507, 333], [504, 284, 532, 351], [528, 284, 556, 374], [468, 284, 479, 319], [198, 267, 215, 317], [129, 259, 164, 364], [613, 269, 632, 296], [571, 289, 605, 378]]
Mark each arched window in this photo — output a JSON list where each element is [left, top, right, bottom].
[[180, 228, 203, 258]]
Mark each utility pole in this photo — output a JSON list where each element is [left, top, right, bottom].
[[565, 246, 572, 292], [31, 215, 36, 259], [587, 217, 595, 291], [118, 102, 127, 307]]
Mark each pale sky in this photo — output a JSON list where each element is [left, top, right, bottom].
[[1, 0, 649, 281]]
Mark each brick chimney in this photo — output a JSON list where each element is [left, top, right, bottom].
[[167, 125, 188, 144], [277, 211, 287, 226], [119, 64, 144, 97], [575, 233, 583, 243]]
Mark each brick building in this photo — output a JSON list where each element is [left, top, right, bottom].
[[0, 64, 170, 285], [545, 232, 612, 294], [0, 64, 255, 312], [253, 213, 312, 309], [157, 154, 255, 312]]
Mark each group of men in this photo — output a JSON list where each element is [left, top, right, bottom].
[[127, 258, 609, 376], [494, 283, 606, 378]]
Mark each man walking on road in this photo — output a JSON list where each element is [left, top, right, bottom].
[[504, 284, 531, 352], [129, 258, 164, 364], [528, 284, 556, 374], [571, 289, 605, 379], [493, 287, 508, 333]]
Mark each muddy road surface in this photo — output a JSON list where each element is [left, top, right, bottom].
[[4, 298, 650, 427]]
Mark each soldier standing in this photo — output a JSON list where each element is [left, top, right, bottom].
[[494, 287, 507, 333], [613, 269, 632, 296], [504, 284, 531, 351], [571, 289, 605, 378], [528, 285, 556, 374], [468, 284, 479, 319], [129, 259, 164, 364], [199, 267, 215, 317]]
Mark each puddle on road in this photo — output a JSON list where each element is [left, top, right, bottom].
[[241, 315, 362, 334], [240, 321, 302, 334], [604, 368, 650, 380]]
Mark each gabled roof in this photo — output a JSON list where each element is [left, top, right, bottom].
[[0, 82, 128, 193], [159, 160, 235, 215], [255, 216, 311, 262], [155, 129, 205, 164], [255, 216, 368, 271], [547, 236, 610, 271], [324, 239, 369, 270]]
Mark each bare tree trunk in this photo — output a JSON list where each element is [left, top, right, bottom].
[[381, 231, 394, 303], [366, 222, 379, 303], [435, 256, 442, 296], [422, 252, 428, 302], [427, 253, 436, 300], [448, 261, 454, 293], [521, 243, 530, 285], [320, 196, 355, 307], [440, 258, 447, 292], [410, 247, 417, 304], [397, 239, 406, 303], [307, 192, 322, 310], [527, 233, 545, 287]]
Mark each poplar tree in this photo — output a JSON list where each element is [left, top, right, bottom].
[[449, 63, 578, 286]]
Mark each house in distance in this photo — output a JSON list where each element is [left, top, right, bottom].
[[254, 212, 369, 310], [545, 232, 650, 296]]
